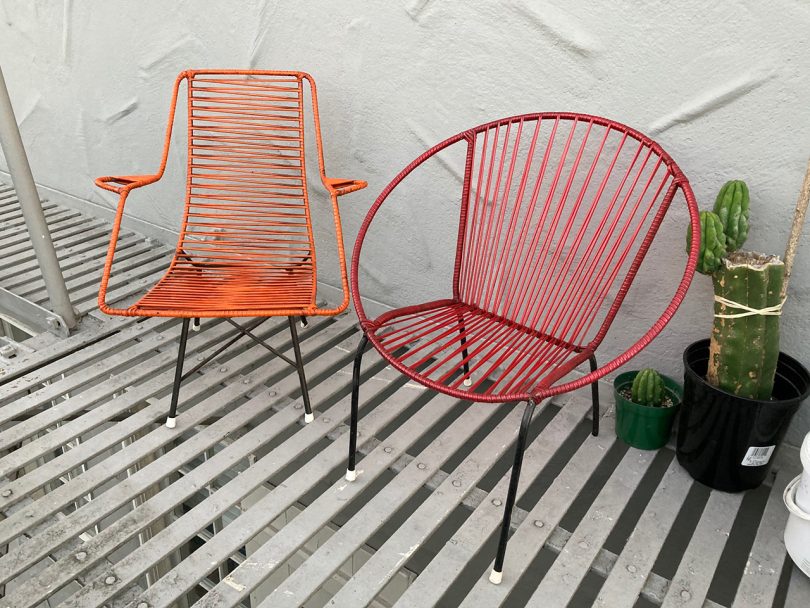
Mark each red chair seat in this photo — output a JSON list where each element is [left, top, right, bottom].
[[366, 299, 591, 403]]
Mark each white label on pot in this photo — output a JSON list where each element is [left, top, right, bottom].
[[741, 445, 775, 467]]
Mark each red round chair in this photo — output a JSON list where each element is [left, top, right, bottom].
[[345, 113, 700, 584]]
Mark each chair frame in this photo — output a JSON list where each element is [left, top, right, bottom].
[[95, 69, 366, 428], [345, 112, 700, 584]]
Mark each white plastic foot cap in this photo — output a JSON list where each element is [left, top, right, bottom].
[[489, 569, 503, 585], [165, 416, 177, 429], [463, 378, 473, 387], [304, 412, 315, 424], [191, 320, 201, 332], [345, 468, 357, 482]]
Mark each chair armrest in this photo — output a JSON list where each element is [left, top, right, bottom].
[[324, 177, 367, 197], [95, 174, 161, 194]]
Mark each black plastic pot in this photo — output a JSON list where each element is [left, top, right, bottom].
[[677, 339, 810, 492]]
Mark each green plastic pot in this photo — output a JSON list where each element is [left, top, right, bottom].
[[614, 371, 682, 450]]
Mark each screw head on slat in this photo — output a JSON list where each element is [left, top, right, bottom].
[[452, 480, 462, 488], [75, 551, 87, 561], [383, 447, 393, 454], [1, 489, 11, 497], [417, 463, 427, 470], [104, 575, 117, 585], [533, 520, 544, 528], [492, 499, 502, 506]]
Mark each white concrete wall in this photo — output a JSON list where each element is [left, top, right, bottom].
[[1, 0, 809, 445]]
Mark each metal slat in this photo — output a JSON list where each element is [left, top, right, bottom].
[[0, 317, 167, 408], [136, 384, 473, 608], [389, 396, 587, 608], [0, 319, 182, 450], [248, 396, 508, 608], [14, 238, 160, 299], [456, 414, 619, 608], [0, 318, 354, 606], [0, 199, 57, 220], [785, 566, 810, 608], [0, 315, 137, 383], [732, 469, 795, 608], [0, 318, 289, 506], [0, 233, 142, 293], [524, 447, 657, 608], [660, 490, 745, 608], [56, 344, 420, 608], [0, 220, 109, 272], [0, 207, 80, 242], [325, 397, 591, 608], [0, 231, 129, 287], [0, 212, 93, 252], [0, 203, 64, 235], [594, 458, 694, 607], [0, 317, 342, 559]]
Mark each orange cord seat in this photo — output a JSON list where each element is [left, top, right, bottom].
[[130, 263, 316, 317]]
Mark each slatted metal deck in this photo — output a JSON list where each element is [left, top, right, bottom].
[[0, 192, 808, 607], [0, 183, 171, 341]]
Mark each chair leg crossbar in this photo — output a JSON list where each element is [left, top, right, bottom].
[[164, 316, 314, 429]]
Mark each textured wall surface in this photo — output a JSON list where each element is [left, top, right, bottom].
[[1, 0, 810, 445]]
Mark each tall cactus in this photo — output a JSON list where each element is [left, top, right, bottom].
[[708, 253, 783, 399], [688, 180, 782, 399]]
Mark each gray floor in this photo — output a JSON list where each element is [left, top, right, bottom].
[[0, 188, 808, 607]]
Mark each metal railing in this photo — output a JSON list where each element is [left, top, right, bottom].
[[0, 64, 76, 335]]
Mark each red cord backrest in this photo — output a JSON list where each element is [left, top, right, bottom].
[[177, 70, 317, 285], [454, 113, 683, 351]]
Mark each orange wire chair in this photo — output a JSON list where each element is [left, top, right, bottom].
[[96, 69, 366, 428], [346, 113, 700, 584]]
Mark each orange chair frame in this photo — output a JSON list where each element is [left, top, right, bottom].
[[96, 69, 366, 319], [95, 70, 366, 429]]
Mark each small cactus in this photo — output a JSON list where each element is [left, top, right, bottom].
[[687, 210, 727, 275], [713, 180, 749, 252], [631, 369, 665, 407]]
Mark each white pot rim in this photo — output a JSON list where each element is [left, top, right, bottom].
[[784, 474, 810, 521]]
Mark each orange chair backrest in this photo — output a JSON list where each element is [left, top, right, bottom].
[[167, 71, 318, 289]]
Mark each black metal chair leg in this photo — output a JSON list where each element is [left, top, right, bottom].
[[166, 318, 191, 429], [346, 333, 369, 482], [457, 318, 471, 386], [288, 317, 313, 424], [589, 354, 600, 436], [491, 399, 537, 585]]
